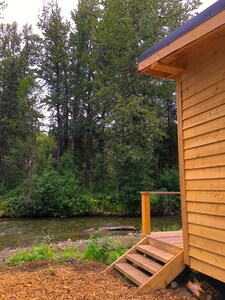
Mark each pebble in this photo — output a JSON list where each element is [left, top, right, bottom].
[[170, 281, 178, 290]]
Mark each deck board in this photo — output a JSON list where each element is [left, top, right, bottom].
[[149, 231, 183, 248]]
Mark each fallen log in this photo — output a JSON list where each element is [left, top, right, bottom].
[[186, 278, 222, 300], [85, 226, 139, 233], [186, 279, 206, 300]]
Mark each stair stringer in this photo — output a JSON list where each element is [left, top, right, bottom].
[[135, 249, 185, 295], [103, 236, 148, 273]]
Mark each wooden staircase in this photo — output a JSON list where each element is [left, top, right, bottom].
[[104, 235, 185, 294]]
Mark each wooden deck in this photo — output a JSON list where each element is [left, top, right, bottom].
[[149, 230, 183, 248]]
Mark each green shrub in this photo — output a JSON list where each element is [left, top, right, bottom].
[[4, 152, 97, 217], [83, 233, 127, 264], [150, 168, 181, 216], [157, 168, 180, 191], [106, 239, 128, 264], [83, 242, 109, 263], [8, 244, 57, 265], [151, 191, 180, 216]]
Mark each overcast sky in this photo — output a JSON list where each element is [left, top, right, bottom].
[[2, 0, 78, 29], [2, 0, 217, 31]]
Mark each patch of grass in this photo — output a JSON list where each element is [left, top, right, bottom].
[[41, 235, 54, 244], [7, 244, 57, 266], [7, 234, 130, 267], [61, 246, 80, 261], [152, 223, 181, 232]]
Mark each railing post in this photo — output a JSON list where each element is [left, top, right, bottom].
[[141, 192, 151, 235]]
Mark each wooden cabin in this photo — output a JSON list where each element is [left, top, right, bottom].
[[138, 0, 225, 285], [105, 0, 225, 293]]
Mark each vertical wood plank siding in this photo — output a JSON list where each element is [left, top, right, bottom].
[[180, 34, 225, 282]]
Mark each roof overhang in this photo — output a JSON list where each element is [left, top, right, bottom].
[[138, 0, 225, 79]]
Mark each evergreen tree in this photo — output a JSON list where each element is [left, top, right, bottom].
[[0, 23, 41, 187], [70, 0, 102, 188], [0, 1, 7, 19], [37, 1, 71, 160], [0, 0, 201, 216], [70, 0, 200, 210]]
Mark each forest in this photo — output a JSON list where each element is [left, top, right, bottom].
[[0, 0, 200, 218]]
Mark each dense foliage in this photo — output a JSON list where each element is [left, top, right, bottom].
[[0, 0, 200, 217]]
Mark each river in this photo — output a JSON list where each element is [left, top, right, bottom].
[[0, 216, 181, 250]]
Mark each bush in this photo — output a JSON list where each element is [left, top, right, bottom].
[[150, 168, 181, 216], [83, 233, 127, 264], [8, 244, 57, 265], [5, 170, 94, 217], [4, 151, 98, 217], [151, 192, 181, 216], [157, 168, 180, 191]]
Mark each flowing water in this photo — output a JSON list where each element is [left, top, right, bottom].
[[0, 216, 181, 250]]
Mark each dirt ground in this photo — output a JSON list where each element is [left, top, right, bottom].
[[0, 261, 192, 300]]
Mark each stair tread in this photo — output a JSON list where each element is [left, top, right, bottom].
[[136, 244, 174, 263], [115, 262, 150, 286], [126, 253, 162, 274]]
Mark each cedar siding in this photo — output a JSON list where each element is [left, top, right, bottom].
[[180, 34, 225, 281], [138, 0, 225, 283]]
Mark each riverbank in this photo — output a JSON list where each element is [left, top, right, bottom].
[[0, 233, 142, 264], [0, 216, 181, 250]]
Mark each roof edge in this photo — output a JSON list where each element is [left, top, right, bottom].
[[138, 0, 225, 63]]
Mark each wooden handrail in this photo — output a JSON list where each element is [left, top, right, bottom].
[[141, 191, 180, 235]]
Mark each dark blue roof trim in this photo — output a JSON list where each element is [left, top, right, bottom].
[[138, 0, 225, 63]]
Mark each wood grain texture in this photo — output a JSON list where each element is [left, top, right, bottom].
[[182, 41, 225, 91], [190, 257, 225, 283], [176, 77, 189, 264], [187, 202, 225, 216], [183, 101, 225, 129], [184, 140, 225, 160], [186, 179, 225, 191], [182, 64, 225, 100], [189, 246, 225, 269], [184, 128, 225, 150], [115, 263, 150, 286], [141, 193, 150, 235], [186, 191, 225, 203], [182, 78, 225, 111], [126, 253, 161, 274], [183, 116, 225, 139], [136, 250, 185, 294], [188, 223, 225, 243], [186, 166, 225, 180], [188, 212, 225, 230], [185, 153, 225, 169], [136, 244, 174, 263], [189, 234, 225, 256]]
